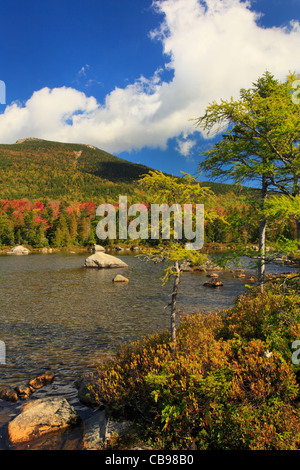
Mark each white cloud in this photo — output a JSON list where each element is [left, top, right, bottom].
[[176, 137, 196, 159], [1, 0, 300, 153]]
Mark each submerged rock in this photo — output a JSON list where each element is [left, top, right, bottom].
[[7, 397, 80, 444], [28, 370, 55, 390], [84, 252, 128, 269], [203, 280, 223, 288]]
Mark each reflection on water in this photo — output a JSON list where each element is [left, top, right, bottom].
[[0, 251, 296, 449]]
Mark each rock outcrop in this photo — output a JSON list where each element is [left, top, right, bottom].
[[84, 252, 128, 269]]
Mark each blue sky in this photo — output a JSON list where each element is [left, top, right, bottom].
[[0, 0, 299, 180]]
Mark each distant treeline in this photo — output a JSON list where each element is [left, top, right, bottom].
[[0, 193, 296, 249]]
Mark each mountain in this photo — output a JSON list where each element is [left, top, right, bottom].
[[0, 137, 257, 202], [0, 138, 153, 201]]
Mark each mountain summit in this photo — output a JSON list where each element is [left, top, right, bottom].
[[0, 138, 153, 200]]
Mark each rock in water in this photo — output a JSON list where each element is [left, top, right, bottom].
[[0, 385, 18, 402], [203, 280, 223, 288], [7, 245, 30, 255], [15, 382, 32, 400], [7, 397, 80, 444], [28, 370, 55, 390], [112, 274, 129, 283], [92, 244, 105, 252], [84, 252, 128, 269]]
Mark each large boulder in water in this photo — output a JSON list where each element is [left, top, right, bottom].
[[84, 252, 128, 269], [7, 245, 30, 255]]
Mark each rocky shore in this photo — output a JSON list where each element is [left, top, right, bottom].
[[0, 369, 148, 450]]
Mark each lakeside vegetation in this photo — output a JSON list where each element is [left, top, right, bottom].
[[87, 280, 300, 450], [0, 190, 296, 250]]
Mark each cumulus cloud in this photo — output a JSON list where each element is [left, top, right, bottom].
[[1, 0, 300, 153], [176, 136, 197, 159]]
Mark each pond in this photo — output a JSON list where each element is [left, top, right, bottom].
[[0, 251, 296, 449]]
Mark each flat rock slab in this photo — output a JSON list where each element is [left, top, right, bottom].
[[8, 397, 80, 444], [84, 252, 128, 269]]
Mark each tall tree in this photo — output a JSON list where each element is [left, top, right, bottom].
[[139, 170, 219, 345], [195, 71, 300, 291]]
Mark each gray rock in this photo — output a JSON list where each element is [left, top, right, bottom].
[[82, 410, 106, 450], [7, 397, 80, 444], [84, 252, 128, 269], [180, 263, 193, 272], [105, 419, 132, 442], [77, 373, 102, 407]]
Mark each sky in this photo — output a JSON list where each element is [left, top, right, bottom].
[[0, 0, 299, 180]]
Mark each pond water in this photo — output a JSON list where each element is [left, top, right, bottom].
[[0, 251, 296, 449]]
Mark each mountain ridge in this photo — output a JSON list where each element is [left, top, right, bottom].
[[0, 137, 154, 201], [0, 137, 256, 201]]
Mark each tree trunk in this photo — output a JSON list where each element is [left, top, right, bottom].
[[258, 175, 267, 293], [170, 260, 180, 345]]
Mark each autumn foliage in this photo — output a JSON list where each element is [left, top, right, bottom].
[[88, 283, 300, 450]]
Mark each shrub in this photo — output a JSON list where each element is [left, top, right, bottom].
[[88, 284, 300, 450], [220, 284, 300, 363]]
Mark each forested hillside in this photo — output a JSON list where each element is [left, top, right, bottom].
[[0, 138, 270, 249], [0, 138, 152, 201]]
